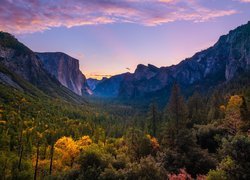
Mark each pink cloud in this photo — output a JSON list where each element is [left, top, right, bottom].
[[0, 0, 237, 34], [239, 0, 250, 2]]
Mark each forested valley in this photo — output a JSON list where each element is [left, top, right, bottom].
[[1, 80, 249, 180]]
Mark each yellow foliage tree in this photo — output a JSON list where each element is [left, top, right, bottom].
[[224, 95, 243, 135], [76, 136, 92, 151], [55, 136, 79, 168]]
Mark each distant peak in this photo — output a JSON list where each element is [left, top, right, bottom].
[[136, 64, 147, 68], [135, 63, 159, 73], [147, 64, 158, 71]]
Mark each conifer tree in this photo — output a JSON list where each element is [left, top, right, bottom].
[[166, 84, 188, 131], [187, 92, 206, 125], [148, 103, 158, 137]]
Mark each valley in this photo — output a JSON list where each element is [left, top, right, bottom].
[[0, 20, 250, 180]]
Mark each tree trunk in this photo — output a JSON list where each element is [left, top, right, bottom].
[[18, 117, 24, 171], [49, 144, 54, 175], [42, 144, 47, 160], [152, 105, 156, 137], [18, 144, 23, 170], [34, 142, 40, 180]]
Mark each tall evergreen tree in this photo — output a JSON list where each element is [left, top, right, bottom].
[[207, 90, 224, 121], [162, 84, 188, 147], [187, 92, 206, 126], [147, 103, 158, 137], [166, 84, 187, 130]]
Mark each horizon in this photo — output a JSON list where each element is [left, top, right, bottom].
[[1, 0, 250, 79]]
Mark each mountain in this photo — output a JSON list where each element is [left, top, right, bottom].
[[93, 73, 131, 97], [87, 78, 106, 91], [36, 52, 91, 95], [0, 32, 86, 103], [91, 21, 250, 99]]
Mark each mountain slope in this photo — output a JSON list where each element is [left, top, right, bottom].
[[93, 73, 131, 97], [36, 52, 91, 95], [0, 32, 86, 103], [92, 21, 250, 99]]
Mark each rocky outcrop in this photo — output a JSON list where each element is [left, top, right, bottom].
[[0, 32, 57, 89], [0, 32, 86, 103], [92, 21, 250, 98], [36, 52, 91, 95]]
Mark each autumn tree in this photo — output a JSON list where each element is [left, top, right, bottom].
[[76, 135, 92, 150], [224, 95, 244, 135], [55, 136, 79, 168]]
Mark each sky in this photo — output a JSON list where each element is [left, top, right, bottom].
[[1, 0, 250, 79]]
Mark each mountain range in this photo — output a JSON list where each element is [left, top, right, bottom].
[[89, 21, 250, 101], [0, 22, 250, 104]]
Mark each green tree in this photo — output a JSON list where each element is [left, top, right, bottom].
[[147, 103, 158, 137], [187, 92, 207, 126], [166, 84, 188, 129], [207, 90, 224, 121], [125, 128, 152, 160], [162, 84, 188, 147], [218, 135, 250, 179]]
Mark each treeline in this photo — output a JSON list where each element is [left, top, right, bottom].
[[0, 82, 250, 179]]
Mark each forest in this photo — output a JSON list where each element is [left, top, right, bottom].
[[0, 79, 249, 180]]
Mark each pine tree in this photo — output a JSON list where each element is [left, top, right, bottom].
[[187, 92, 206, 125], [147, 103, 158, 137], [207, 90, 224, 121], [166, 84, 187, 131], [162, 84, 188, 147]]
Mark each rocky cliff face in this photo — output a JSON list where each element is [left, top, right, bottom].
[[0, 32, 58, 89], [0, 32, 86, 103], [93, 21, 250, 98], [36, 52, 91, 95]]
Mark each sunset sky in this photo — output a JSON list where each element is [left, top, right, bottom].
[[1, 0, 250, 79]]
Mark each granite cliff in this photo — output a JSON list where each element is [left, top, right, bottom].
[[36, 52, 90, 95]]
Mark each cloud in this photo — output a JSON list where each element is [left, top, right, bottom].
[[0, 0, 237, 34], [238, 0, 250, 2]]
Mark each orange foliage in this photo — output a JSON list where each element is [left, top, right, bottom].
[[147, 134, 160, 153], [224, 95, 243, 135], [55, 136, 79, 167], [54, 136, 93, 169], [76, 135, 92, 150]]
